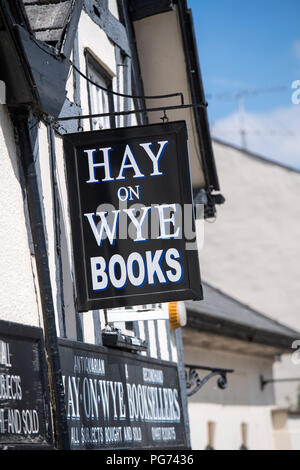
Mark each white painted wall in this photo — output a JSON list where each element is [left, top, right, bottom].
[[0, 106, 40, 327], [189, 403, 275, 450], [287, 415, 300, 450], [272, 410, 300, 450], [184, 344, 276, 450], [108, 0, 119, 19], [201, 140, 300, 333], [199, 140, 300, 408]]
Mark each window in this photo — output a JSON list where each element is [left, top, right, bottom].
[[205, 421, 216, 450], [240, 422, 248, 450], [86, 53, 115, 130]]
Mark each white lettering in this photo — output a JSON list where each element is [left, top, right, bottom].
[[85, 148, 114, 183], [116, 145, 145, 180], [146, 250, 167, 285], [139, 141, 169, 176], [84, 211, 120, 247], [91, 257, 108, 291], [155, 204, 181, 240], [165, 248, 183, 283], [124, 207, 151, 242]]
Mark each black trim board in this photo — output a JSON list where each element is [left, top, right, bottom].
[[84, 0, 131, 56], [176, 0, 220, 192], [58, 336, 178, 368], [186, 311, 296, 352], [128, 0, 174, 21]]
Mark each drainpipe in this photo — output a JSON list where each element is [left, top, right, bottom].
[[12, 109, 70, 450]]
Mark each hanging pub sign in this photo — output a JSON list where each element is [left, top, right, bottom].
[[63, 121, 202, 311], [0, 320, 53, 449], [58, 338, 188, 450]]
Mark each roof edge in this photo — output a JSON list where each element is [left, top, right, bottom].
[[212, 136, 300, 174], [185, 311, 297, 352], [198, 281, 300, 337]]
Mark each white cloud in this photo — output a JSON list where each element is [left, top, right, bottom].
[[211, 105, 300, 169]]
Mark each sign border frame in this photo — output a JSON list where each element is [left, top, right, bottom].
[[63, 121, 203, 312]]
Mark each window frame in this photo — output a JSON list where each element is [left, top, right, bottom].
[[85, 51, 116, 130]]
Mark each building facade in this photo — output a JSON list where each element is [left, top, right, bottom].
[[183, 283, 300, 450], [193, 138, 300, 449], [0, 0, 222, 450]]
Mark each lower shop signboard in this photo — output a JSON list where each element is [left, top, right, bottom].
[[0, 320, 53, 449], [59, 338, 188, 450]]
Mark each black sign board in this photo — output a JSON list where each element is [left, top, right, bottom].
[[0, 320, 53, 449], [59, 338, 188, 450], [63, 121, 202, 311]]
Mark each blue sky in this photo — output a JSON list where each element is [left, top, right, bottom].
[[187, 0, 300, 168]]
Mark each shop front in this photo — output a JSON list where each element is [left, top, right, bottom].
[[0, 0, 222, 450], [59, 338, 187, 450]]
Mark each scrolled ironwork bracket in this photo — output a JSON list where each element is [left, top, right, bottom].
[[185, 364, 234, 397]]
